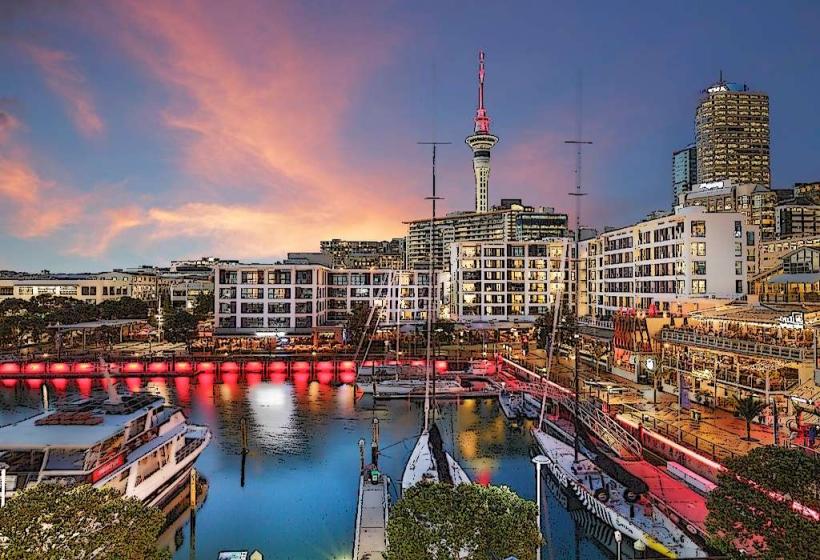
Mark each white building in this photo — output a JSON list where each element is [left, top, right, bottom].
[[213, 264, 434, 335], [170, 280, 214, 310], [0, 272, 133, 305], [584, 206, 758, 318], [448, 239, 574, 326]]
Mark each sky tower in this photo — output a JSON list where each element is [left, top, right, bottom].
[[465, 50, 499, 213]]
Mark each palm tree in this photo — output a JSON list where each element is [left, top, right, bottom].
[[732, 394, 768, 441]]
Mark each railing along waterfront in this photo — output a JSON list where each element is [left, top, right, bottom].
[[578, 317, 614, 330], [619, 403, 737, 462], [660, 328, 808, 361]]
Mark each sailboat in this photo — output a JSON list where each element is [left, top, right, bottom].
[[401, 141, 470, 492], [532, 184, 707, 558]]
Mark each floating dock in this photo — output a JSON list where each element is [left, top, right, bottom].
[[353, 469, 389, 559]]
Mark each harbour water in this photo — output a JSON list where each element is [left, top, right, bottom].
[[0, 376, 620, 559]]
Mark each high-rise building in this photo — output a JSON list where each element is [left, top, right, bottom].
[[672, 144, 698, 207], [465, 51, 499, 213], [319, 238, 406, 269], [405, 200, 568, 270], [695, 77, 770, 185]]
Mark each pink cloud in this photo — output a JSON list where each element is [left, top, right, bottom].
[[22, 43, 105, 138], [77, 0, 423, 256]]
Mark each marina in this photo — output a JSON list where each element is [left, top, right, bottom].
[[0, 375, 614, 559]]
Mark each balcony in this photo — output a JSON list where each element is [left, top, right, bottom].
[[660, 328, 807, 361]]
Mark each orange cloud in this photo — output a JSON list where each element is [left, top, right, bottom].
[[84, 0, 422, 257], [22, 43, 105, 138]]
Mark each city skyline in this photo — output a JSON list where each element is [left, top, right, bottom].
[[2, 1, 820, 271]]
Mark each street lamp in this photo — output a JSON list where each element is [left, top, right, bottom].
[[614, 529, 622, 560], [532, 455, 549, 560]]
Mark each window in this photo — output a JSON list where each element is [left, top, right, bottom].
[[295, 316, 313, 328], [734, 221, 743, 238], [0, 287, 12, 296], [692, 279, 707, 294], [295, 270, 313, 284], [691, 221, 706, 237], [295, 287, 313, 299], [735, 261, 743, 275], [691, 261, 706, 275], [241, 302, 264, 314], [219, 302, 236, 313], [240, 317, 264, 328], [219, 270, 238, 284], [295, 302, 313, 314], [268, 288, 291, 299], [734, 242, 742, 257], [219, 287, 236, 299], [241, 271, 264, 284], [352, 288, 369, 297], [268, 317, 290, 328], [736, 280, 744, 294], [690, 242, 706, 257], [218, 316, 236, 328], [240, 288, 263, 299], [747, 231, 756, 246], [268, 302, 290, 314], [268, 270, 292, 284]]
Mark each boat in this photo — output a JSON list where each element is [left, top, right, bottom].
[[499, 390, 524, 420], [533, 429, 707, 558], [0, 392, 211, 507], [401, 141, 470, 493], [357, 378, 463, 397]]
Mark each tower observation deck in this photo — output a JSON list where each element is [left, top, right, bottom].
[[465, 50, 499, 214]]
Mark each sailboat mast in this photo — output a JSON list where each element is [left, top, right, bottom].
[[418, 140, 449, 433], [566, 75, 591, 463]]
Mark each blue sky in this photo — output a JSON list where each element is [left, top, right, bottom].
[[1, 0, 819, 271]]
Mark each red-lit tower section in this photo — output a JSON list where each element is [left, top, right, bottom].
[[465, 50, 499, 213]]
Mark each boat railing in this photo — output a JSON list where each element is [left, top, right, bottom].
[[175, 437, 204, 463]]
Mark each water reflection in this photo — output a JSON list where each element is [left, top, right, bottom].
[[0, 377, 615, 560]]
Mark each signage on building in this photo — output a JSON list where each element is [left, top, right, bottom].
[[778, 312, 805, 329], [696, 180, 728, 191]]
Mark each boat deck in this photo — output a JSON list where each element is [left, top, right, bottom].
[[614, 459, 709, 534], [353, 474, 389, 560]]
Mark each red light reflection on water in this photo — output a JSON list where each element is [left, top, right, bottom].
[[76, 377, 92, 396], [246, 373, 262, 386], [126, 377, 142, 393], [174, 376, 191, 404], [476, 467, 492, 486], [51, 378, 68, 392]]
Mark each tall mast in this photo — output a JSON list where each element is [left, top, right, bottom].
[[418, 141, 449, 432], [565, 75, 592, 463], [474, 50, 490, 134]]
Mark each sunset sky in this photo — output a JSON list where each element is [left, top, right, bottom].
[[2, 1, 820, 271]]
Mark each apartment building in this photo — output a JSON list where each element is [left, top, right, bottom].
[[448, 239, 574, 325], [170, 280, 214, 310], [319, 238, 406, 269], [681, 179, 787, 240], [584, 206, 758, 318], [0, 272, 133, 305], [406, 199, 568, 270], [213, 264, 432, 335]]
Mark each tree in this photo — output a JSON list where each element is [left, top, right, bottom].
[[162, 308, 198, 346], [0, 483, 171, 560], [534, 311, 553, 350], [385, 483, 541, 560], [191, 290, 214, 321], [706, 446, 820, 559], [98, 297, 149, 320], [732, 395, 768, 441], [346, 302, 372, 347]]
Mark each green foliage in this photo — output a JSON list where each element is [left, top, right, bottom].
[[346, 302, 372, 347], [163, 308, 198, 344], [98, 297, 149, 320], [732, 395, 768, 440], [191, 290, 214, 320], [706, 446, 820, 559], [0, 294, 150, 352], [385, 483, 541, 560], [0, 483, 171, 560]]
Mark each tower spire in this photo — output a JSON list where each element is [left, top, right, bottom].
[[474, 50, 490, 134]]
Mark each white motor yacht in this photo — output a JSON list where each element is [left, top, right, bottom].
[[0, 392, 211, 507]]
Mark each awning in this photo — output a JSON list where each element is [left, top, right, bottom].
[[767, 273, 820, 284]]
